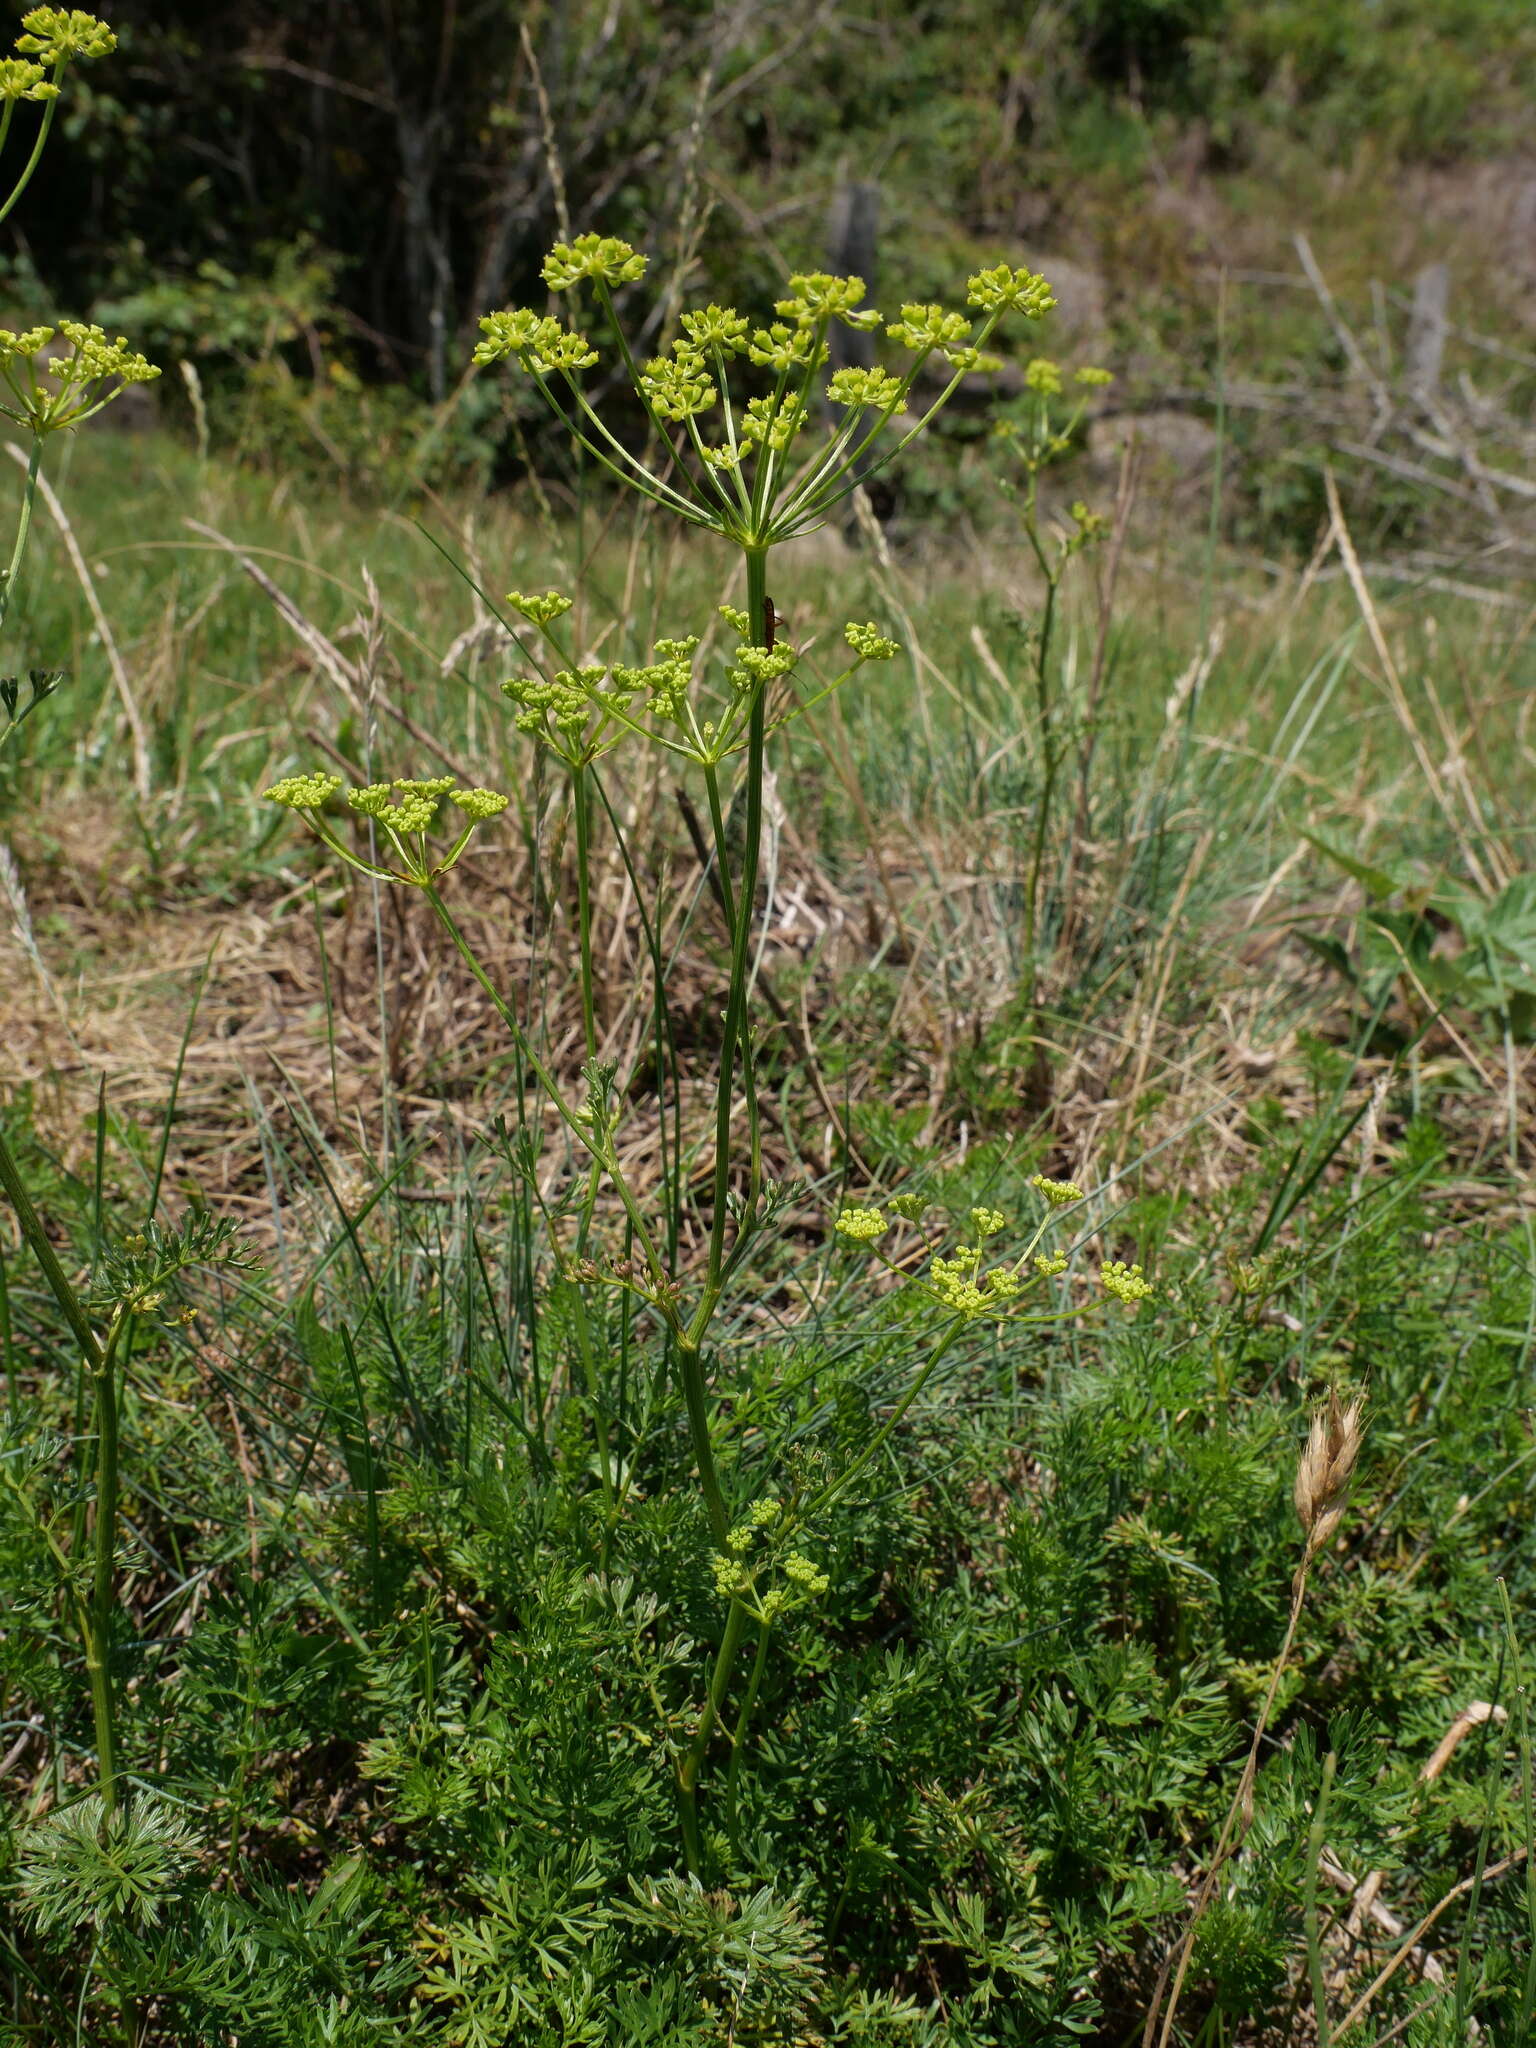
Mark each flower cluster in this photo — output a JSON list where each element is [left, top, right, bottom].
[[833, 1170, 1154, 1325], [748, 323, 825, 373], [349, 775, 457, 833], [827, 365, 904, 414], [967, 263, 1056, 318], [1061, 500, 1108, 561], [471, 236, 1062, 548], [681, 305, 748, 355], [1100, 1261, 1155, 1305], [640, 341, 717, 422], [711, 1498, 829, 1619], [502, 667, 607, 738], [776, 272, 881, 329], [0, 321, 159, 437], [15, 8, 116, 64], [542, 233, 647, 291], [929, 1247, 1021, 1318], [835, 1206, 886, 1242], [471, 311, 597, 375], [262, 771, 508, 885], [0, 57, 56, 100], [735, 394, 807, 454], [725, 641, 797, 699], [845, 621, 900, 662], [507, 589, 573, 627], [264, 772, 343, 811], [887, 303, 971, 353]]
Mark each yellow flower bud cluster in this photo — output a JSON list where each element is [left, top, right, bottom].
[[262, 774, 508, 881], [929, 1250, 1019, 1319], [710, 1499, 829, 1618], [0, 320, 159, 437], [611, 643, 695, 721], [502, 667, 604, 736], [507, 589, 573, 627], [541, 233, 647, 291], [737, 394, 807, 453], [1030, 1174, 1084, 1207], [681, 305, 749, 355], [967, 264, 1056, 318], [725, 641, 797, 699], [15, 8, 116, 62], [844, 622, 900, 661], [1100, 1261, 1154, 1305], [472, 310, 597, 375], [827, 365, 904, 413], [776, 273, 881, 329], [748, 323, 826, 373], [0, 57, 55, 100], [640, 345, 717, 422], [263, 772, 343, 810], [887, 303, 971, 352], [350, 776, 456, 834], [451, 787, 510, 823]]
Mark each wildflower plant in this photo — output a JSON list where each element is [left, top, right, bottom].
[[0, 11, 158, 656], [262, 229, 1155, 1871], [0, 7, 186, 1838]]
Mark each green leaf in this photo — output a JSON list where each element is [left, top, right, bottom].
[[1294, 929, 1359, 986], [1300, 830, 1407, 901]]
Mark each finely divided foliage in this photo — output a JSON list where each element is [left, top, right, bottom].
[[1, 14, 1534, 2048]]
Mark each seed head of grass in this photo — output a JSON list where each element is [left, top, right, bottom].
[[1295, 1389, 1364, 1559]]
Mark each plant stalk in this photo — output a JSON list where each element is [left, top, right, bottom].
[[677, 1594, 749, 1872]]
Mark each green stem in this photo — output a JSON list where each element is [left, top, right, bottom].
[[725, 1617, 772, 1849], [88, 1318, 125, 1816], [1021, 480, 1061, 989], [0, 79, 62, 231], [567, 766, 616, 1505], [676, 1594, 749, 1873], [676, 1340, 729, 1545], [0, 433, 44, 642], [670, 551, 771, 1549], [689, 546, 769, 1339], [571, 764, 600, 1064]]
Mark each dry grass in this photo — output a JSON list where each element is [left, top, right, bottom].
[[3, 432, 1535, 1271]]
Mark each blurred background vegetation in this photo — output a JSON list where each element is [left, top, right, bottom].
[[9, 0, 1533, 556]]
